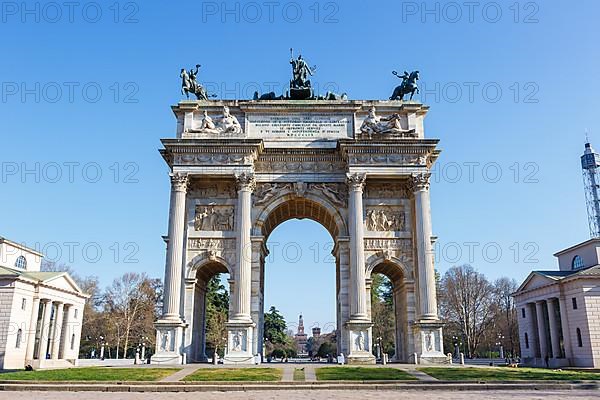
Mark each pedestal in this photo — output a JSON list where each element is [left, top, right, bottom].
[[413, 321, 447, 364], [345, 320, 376, 365], [151, 319, 186, 365], [223, 320, 256, 364]]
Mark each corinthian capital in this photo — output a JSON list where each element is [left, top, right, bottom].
[[170, 172, 189, 192], [346, 173, 366, 191], [409, 172, 431, 192], [235, 172, 256, 192]]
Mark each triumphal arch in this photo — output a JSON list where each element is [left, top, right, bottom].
[[152, 60, 445, 365]]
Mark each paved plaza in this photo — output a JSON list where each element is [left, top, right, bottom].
[[0, 390, 596, 400]]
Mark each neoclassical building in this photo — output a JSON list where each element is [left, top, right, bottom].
[[514, 238, 600, 367], [152, 100, 446, 365], [0, 237, 87, 369]]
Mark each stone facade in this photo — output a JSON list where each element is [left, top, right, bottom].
[[152, 100, 446, 365], [514, 238, 600, 368], [0, 237, 88, 370]]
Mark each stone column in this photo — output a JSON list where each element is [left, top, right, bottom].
[[535, 300, 548, 359], [39, 300, 53, 359], [347, 173, 368, 320], [25, 297, 40, 360], [51, 302, 64, 359], [162, 173, 188, 320], [546, 298, 561, 358], [558, 296, 572, 359], [410, 173, 437, 320], [59, 305, 71, 359], [182, 278, 197, 361], [232, 172, 255, 322]]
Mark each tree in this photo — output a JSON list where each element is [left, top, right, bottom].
[[103, 272, 160, 359], [439, 264, 496, 358], [371, 274, 395, 355], [204, 275, 229, 358], [493, 277, 520, 357], [263, 306, 287, 344]]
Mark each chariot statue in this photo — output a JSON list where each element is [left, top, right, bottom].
[[289, 48, 316, 99]]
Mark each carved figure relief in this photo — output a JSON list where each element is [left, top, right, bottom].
[[160, 330, 171, 352], [359, 106, 416, 137], [309, 183, 347, 207], [365, 208, 405, 231], [365, 183, 408, 199], [188, 238, 235, 250], [189, 182, 236, 199], [194, 205, 235, 231], [424, 331, 435, 352], [364, 238, 412, 251], [231, 330, 243, 352], [254, 183, 293, 206], [191, 106, 243, 134], [355, 331, 365, 351]]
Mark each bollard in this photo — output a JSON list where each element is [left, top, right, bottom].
[[382, 353, 387, 365], [460, 352, 465, 365], [447, 353, 453, 364], [414, 353, 419, 365]]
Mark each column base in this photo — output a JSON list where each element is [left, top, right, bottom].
[[412, 320, 448, 365], [151, 319, 186, 365], [223, 320, 256, 365], [345, 320, 376, 365]]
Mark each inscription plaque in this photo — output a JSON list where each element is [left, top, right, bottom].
[[246, 113, 352, 139]]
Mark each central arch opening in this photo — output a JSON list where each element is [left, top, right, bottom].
[[254, 196, 347, 362], [264, 219, 336, 360]]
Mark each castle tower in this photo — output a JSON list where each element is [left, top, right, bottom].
[[294, 314, 308, 355], [581, 141, 600, 238]]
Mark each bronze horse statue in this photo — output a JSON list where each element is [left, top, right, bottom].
[[180, 64, 214, 100], [390, 70, 420, 101]]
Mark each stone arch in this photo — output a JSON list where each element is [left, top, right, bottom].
[[250, 191, 348, 358], [187, 254, 233, 280], [365, 255, 415, 362], [365, 254, 413, 282], [183, 256, 232, 363], [252, 191, 348, 240]]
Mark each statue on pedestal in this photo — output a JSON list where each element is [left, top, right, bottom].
[[180, 64, 214, 100], [289, 48, 316, 100], [389, 70, 420, 101]]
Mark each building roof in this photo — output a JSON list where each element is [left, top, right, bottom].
[[0, 265, 87, 296], [553, 238, 600, 257], [0, 236, 44, 257], [514, 265, 600, 295]]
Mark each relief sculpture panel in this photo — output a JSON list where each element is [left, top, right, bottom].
[[194, 205, 235, 231], [365, 207, 405, 231]]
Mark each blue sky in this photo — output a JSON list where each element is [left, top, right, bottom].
[[1, 0, 598, 330]]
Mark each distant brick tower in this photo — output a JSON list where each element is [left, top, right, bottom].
[[294, 314, 308, 355]]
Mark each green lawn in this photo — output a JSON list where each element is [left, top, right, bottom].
[[419, 367, 600, 381], [293, 368, 305, 381], [182, 367, 282, 381], [316, 367, 416, 381], [0, 367, 180, 381]]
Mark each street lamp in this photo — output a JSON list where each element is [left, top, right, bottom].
[[376, 337, 382, 361], [452, 336, 459, 358], [99, 335, 105, 360], [497, 333, 505, 360]]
